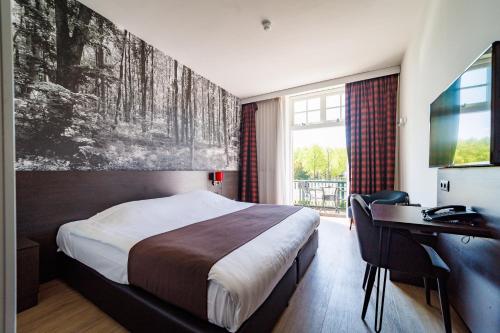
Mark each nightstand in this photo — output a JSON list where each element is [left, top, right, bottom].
[[17, 237, 39, 312]]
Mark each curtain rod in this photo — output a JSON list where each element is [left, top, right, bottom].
[[241, 65, 400, 104]]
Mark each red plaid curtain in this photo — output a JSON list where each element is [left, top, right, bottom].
[[239, 103, 259, 203], [345, 74, 399, 194]]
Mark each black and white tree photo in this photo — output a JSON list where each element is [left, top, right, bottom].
[[13, 0, 241, 171]]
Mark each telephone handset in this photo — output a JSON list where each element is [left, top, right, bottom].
[[421, 205, 480, 225], [423, 205, 466, 215]]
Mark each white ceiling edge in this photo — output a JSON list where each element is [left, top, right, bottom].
[[77, 0, 424, 99], [241, 66, 400, 104]]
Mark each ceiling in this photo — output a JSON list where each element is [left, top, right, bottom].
[[79, 0, 427, 99]]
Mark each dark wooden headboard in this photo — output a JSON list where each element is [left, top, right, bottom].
[[16, 171, 239, 282]]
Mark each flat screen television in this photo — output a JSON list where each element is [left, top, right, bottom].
[[429, 41, 500, 167]]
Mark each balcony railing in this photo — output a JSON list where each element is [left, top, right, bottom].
[[293, 179, 348, 212]]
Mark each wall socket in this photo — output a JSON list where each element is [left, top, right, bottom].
[[440, 179, 450, 192]]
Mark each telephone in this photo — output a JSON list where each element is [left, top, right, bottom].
[[421, 205, 480, 225]]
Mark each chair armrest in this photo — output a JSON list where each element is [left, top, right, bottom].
[[360, 194, 373, 204], [371, 198, 401, 205]]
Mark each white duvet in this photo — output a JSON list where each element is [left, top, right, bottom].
[[56, 190, 319, 332]]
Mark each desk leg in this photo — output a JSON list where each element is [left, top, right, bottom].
[[374, 227, 391, 333]]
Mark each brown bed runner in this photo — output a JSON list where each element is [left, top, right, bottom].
[[128, 204, 302, 320]]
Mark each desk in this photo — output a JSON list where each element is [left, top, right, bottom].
[[371, 204, 495, 239], [367, 204, 495, 333]]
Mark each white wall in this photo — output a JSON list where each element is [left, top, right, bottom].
[[399, 0, 500, 206]]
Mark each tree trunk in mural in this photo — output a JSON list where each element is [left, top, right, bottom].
[[54, 0, 92, 92], [115, 30, 127, 125], [185, 68, 192, 143], [123, 31, 129, 123], [150, 47, 155, 125], [173, 60, 179, 144], [180, 66, 186, 144], [97, 17, 107, 117], [164, 59, 170, 137], [191, 76, 197, 166], [217, 89, 222, 148], [140, 40, 147, 133], [13, 0, 240, 171], [27, 0, 41, 84], [222, 90, 228, 164]]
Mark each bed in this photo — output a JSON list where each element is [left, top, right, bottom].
[[16, 171, 320, 333]]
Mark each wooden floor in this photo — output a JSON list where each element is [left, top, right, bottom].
[[18, 218, 469, 333]]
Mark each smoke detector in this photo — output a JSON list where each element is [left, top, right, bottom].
[[262, 19, 272, 31]]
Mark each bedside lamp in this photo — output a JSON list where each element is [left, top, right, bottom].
[[209, 171, 224, 195], [209, 171, 224, 185]]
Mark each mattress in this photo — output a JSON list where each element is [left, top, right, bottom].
[[56, 190, 319, 332]]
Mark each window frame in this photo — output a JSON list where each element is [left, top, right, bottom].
[[290, 87, 346, 130]]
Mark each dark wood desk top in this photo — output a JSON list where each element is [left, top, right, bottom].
[[371, 204, 496, 239]]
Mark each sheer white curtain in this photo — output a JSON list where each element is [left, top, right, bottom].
[[276, 98, 292, 205], [255, 98, 292, 204], [256, 99, 279, 204]]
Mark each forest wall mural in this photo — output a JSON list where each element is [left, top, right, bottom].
[[13, 0, 241, 171]]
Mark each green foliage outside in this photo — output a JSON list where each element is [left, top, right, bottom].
[[453, 137, 489, 165], [294, 145, 347, 180]]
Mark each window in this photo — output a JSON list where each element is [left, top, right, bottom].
[[291, 88, 345, 127], [325, 93, 345, 122], [293, 98, 321, 125]]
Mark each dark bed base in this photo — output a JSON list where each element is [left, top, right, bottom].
[[297, 228, 319, 282], [58, 229, 318, 333]]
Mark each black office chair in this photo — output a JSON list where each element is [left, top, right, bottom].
[[351, 194, 451, 333], [348, 190, 409, 230]]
